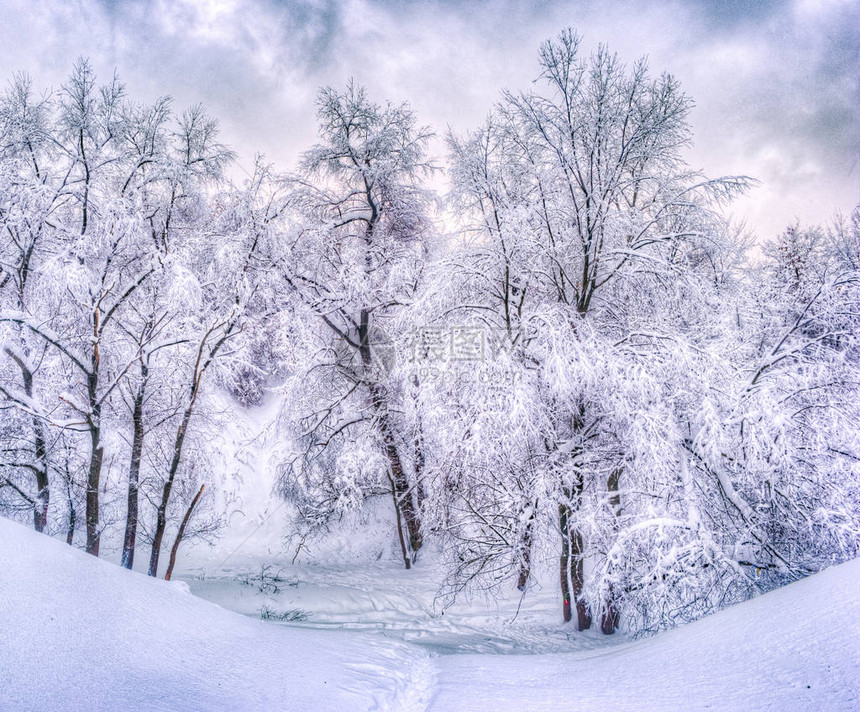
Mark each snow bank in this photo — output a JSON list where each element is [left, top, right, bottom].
[[1, 515, 858, 711], [431, 561, 860, 711], [0, 517, 430, 712]]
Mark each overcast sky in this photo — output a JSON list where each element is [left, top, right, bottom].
[[0, 0, 857, 239]]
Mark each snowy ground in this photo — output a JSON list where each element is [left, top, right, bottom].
[[177, 558, 597, 656], [1, 515, 859, 712]]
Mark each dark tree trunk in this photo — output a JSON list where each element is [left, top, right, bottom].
[[517, 561, 531, 592], [164, 484, 205, 581], [66, 505, 76, 545], [387, 471, 411, 569], [4, 348, 50, 532], [65, 467, 76, 545], [84, 434, 103, 556], [601, 599, 620, 635], [32, 420, 49, 533], [559, 502, 572, 622], [85, 333, 103, 556], [570, 523, 591, 631], [560, 494, 591, 630], [517, 507, 535, 591], [412, 409, 427, 515], [381, 428, 422, 555], [121, 361, 147, 570], [565, 406, 592, 631], [359, 307, 422, 562], [149, 405, 194, 577], [149, 324, 233, 577], [601, 468, 622, 634]]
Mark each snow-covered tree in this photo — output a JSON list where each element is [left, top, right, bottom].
[[444, 29, 752, 632], [0, 43, 854, 640], [275, 83, 435, 568], [0, 63, 242, 573]]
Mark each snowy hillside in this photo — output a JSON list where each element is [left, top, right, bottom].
[[1, 516, 858, 712]]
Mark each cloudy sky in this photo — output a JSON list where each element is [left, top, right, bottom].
[[0, 0, 857, 239]]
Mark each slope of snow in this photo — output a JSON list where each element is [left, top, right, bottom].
[[0, 517, 431, 712], [1, 515, 859, 712], [430, 561, 860, 711]]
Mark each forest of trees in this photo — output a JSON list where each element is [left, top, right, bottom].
[[1, 30, 857, 636]]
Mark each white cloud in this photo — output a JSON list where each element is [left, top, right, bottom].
[[0, 0, 855, 238]]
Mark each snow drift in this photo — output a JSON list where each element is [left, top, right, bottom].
[[1, 516, 858, 711]]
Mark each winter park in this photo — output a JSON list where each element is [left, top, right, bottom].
[[0, 1, 858, 710]]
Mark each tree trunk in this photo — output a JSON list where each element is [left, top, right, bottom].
[[149, 403, 195, 577], [359, 308, 422, 562], [517, 508, 535, 591], [570, 521, 591, 631], [412, 409, 427, 515], [121, 362, 147, 569], [65, 467, 76, 545], [387, 472, 411, 570], [601, 595, 620, 635], [149, 324, 232, 577], [85, 434, 103, 556], [517, 561, 531, 592], [559, 502, 572, 622], [164, 484, 205, 581], [567, 408, 593, 631], [85, 340, 102, 556], [32, 419, 49, 533], [382, 428, 422, 555], [601, 468, 622, 635], [66, 506, 76, 545], [560, 478, 592, 630], [4, 348, 50, 532]]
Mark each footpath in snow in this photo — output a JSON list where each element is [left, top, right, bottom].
[[1, 516, 858, 711]]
